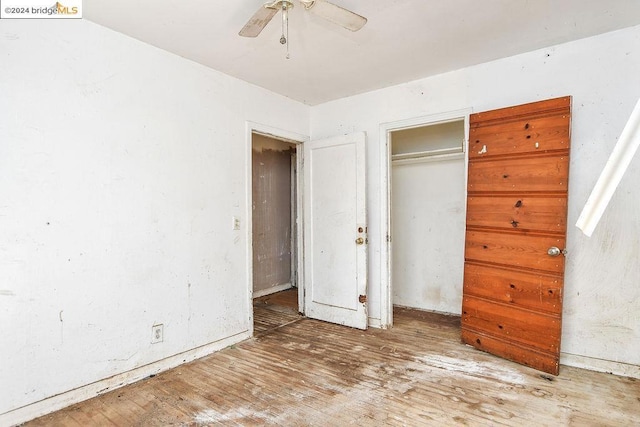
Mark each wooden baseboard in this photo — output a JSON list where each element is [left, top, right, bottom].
[[0, 331, 251, 427], [560, 352, 640, 379], [252, 283, 293, 299]]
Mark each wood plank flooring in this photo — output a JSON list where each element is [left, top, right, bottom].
[[25, 300, 639, 426], [253, 288, 301, 335]]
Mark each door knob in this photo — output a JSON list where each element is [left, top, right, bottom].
[[355, 237, 364, 245], [547, 246, 566, 257]]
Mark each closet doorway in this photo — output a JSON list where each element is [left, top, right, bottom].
[[382, 111, 470, 326]]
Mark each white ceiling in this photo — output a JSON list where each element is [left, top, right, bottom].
[[84, 0, 640, 106]]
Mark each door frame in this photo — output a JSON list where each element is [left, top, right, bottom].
[[245, 121, 308, 336], [378, 109, 472, 328]]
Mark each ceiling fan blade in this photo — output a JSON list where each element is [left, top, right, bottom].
[[308, 0, 367, 32], [239, 5, 279, 37]]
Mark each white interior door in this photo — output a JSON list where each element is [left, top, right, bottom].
[[303, 131, 368, 329]]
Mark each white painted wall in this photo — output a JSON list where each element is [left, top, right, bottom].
[[310, 25, 640, 370], [392, 157, 466, 313], [0, 19, 309, 421]]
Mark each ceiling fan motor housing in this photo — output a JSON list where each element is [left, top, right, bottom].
[[265, 0, 294, 10]]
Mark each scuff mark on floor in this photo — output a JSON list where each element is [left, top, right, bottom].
[[415, 354, 526, 385]]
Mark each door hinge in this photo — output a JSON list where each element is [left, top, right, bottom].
[[359, 294, 367, 304]]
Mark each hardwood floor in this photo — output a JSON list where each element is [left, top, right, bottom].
[[25, 302, 639, 426], [253, 288, 301, 336]]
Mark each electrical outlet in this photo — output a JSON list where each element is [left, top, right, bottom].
[[232, 216, 240, 230], [151, 324, 163, 344]]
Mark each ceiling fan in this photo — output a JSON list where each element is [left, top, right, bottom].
[[239, 0, 367, 40]]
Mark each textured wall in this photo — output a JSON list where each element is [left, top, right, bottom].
[[252, 134, 295, 295]]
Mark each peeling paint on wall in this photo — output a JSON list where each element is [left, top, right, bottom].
[[252, 134, 296, 295]]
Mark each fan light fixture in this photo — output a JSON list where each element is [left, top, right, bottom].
[[239, 0, 367, 59], [278, 0, 293, 58]]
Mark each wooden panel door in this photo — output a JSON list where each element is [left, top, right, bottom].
[[462, 97, 571, 375]]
